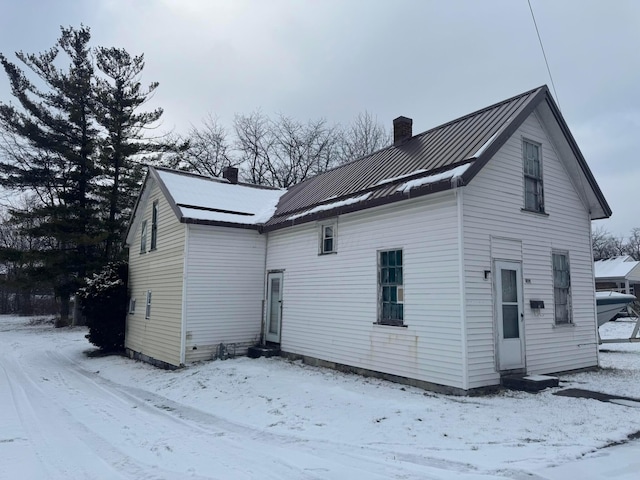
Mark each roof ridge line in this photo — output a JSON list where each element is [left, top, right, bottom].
[[281, 86, 548, 189], [411, 85, 547, 141], [151, 165, 282, 191]]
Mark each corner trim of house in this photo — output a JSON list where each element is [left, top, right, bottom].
[[456, 188, 469, 391], [279, 351, 498, 396], [180, 224, 189, 365]]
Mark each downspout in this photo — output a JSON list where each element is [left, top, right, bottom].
[[261, 230, 269, 346], [180, 224, 189, 365], [588, 214, 599, 367], [456, 188, 469, 391]]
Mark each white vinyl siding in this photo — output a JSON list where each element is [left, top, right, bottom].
[[462, 110, 597, 388], [266, 192, 465, 390], [126, 180, 185, 367], [184, 224, 265, 362]]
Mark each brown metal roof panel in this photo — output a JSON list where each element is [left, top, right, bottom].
[[271, 86, 546, 221]]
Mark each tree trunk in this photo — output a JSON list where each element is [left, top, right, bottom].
[[57, 293, 71, 327]]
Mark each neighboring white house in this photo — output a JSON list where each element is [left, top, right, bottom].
[[594, 256, 640, 295], [125, 85, 611, 393]]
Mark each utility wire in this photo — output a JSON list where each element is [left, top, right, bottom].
[[528, 0, 561, 110]]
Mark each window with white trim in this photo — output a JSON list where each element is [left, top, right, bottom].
[[145, 290, 152, 319], [140, 220, 147, 254], [378, 249, 404, 326], [319, 222, 336, 254], [523, 140, 544, 213], [552, 252, 572, 325], [150, 201, 158, 250]]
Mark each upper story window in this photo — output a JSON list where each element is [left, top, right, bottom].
[[319, 222, 336, 254], [140, 220, 147, 254], [378, 249, 404, 326], [552, 252, 572, 325], [523, 140, 544, 213], [150, 201, 158, 250]]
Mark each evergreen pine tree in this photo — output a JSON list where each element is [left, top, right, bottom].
[[93, 47, 165, 261], [0, 26, 101, 323]]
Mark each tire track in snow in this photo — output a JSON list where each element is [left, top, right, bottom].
[[49, 349, 491, 480], [1, 343, 222, 480]]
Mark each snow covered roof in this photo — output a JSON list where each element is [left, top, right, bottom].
[[154, 168, 285, 227], [594, 256, 640, 282]]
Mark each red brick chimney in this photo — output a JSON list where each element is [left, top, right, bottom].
[[393, 116, 413, 145], [222, 166, 239, 184]]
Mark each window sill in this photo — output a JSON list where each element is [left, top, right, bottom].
[[521, 208, 549, 217], [139, 251, 146, 255], [373, 322, 408, 328], [318, 251, 337, 256], [553, 322, 575, 329], [150, 248, 157, 252]]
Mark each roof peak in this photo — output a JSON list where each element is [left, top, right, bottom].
[[150, 165, 281, 191]]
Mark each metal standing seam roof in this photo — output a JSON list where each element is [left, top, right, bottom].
[[264, 86, 542, 230], [263, 84, 611, 230]]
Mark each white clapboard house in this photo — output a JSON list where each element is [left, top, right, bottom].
[[125, 85, 611, 393]]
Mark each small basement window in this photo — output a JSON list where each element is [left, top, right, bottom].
[[319, 222, 336, 254], [378, 249, 404, 326]]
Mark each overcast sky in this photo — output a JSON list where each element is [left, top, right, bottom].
[[0, 0, 638, 236]]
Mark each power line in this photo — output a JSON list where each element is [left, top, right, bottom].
[[528, 0, 561, 110]]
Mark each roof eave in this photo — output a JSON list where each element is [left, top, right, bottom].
[[460, 86, 548, 186], [263, 179, 458, 232], [541, 95, 612, 219], [181, 217, 262, 231]]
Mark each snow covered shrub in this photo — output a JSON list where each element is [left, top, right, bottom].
[[77, 262, 128, 352]]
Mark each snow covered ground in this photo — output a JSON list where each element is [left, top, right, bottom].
[[1, 315, 639, 479]]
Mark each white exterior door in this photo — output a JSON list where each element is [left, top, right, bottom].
[[265, 272, 283, 343], [495, 261, 525, 371]]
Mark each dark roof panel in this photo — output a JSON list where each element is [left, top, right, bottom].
[[265, 86, 545, 229]]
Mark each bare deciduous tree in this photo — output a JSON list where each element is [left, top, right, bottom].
[[164, 114, 236, 178], [234, 112, 340, 188], [626, 228, 640, 260], [233, 110, 273, 185], [338, 111, 391, 164], [169, 109, 390, 187]]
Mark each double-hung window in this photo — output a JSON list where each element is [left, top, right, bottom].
[[150, 201, 158, 250], [319, 222, 336, 254], [140, 220, 148, 254], [552, 252, 572, 325], [523, 140, 544, 213], [378, 249, 404, 326]]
